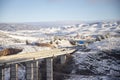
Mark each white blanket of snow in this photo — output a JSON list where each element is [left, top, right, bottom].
[[88, 37, 120, 51], [67, 37, 120, 80], [8, 35, 39, 41], [0, 22, 120, 80], [55, 39, 73, 48]]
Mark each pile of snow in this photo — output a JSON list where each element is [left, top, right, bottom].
[[53, 39, 73, 48]]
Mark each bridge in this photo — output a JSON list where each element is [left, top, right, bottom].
[[0, 48, 75, 80]]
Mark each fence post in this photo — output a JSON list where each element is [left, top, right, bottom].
[[10, 64, 18, 80], [46, 58, 53, 80]]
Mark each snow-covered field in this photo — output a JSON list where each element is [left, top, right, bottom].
[[0, 21, 120, 80]]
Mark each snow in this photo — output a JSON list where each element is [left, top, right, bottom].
[[88, 37, 120, 51], [68, 36, 120, 80], [0, 21, 120, 80], [8, 34, 39, 42], [55, 39, 73, 48]]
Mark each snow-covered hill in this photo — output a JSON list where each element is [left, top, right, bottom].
[[0, 21, 120, 80], [68, 37, 120, 80]]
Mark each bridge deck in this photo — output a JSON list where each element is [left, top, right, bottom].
[[0, 49, 75, 65]]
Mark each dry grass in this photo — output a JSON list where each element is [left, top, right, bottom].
[[0, 48, 22, 57], [35, 43, 55, 48]]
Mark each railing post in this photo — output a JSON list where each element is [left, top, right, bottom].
[[10, 64, 18, 80], [60, 55, 66, 64], [0, 65, 5, 80], [46, 58, 53, 80]]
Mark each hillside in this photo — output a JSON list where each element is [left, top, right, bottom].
[[0, 23, 39, 31]]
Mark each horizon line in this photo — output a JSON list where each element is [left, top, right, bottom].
[[0, 19, 120, 24]]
